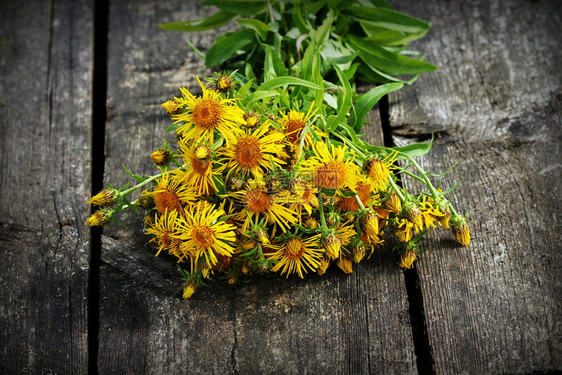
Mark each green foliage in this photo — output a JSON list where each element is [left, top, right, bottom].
[[159, 0, 436, 85]]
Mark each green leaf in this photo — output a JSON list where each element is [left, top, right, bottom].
[[122, 165, 147, 183], [263, 45, 288, 79], [238, 78, 255, 97], [241, 90, 280, 106], [185, 39, 206, 59], [255, 76, 322, 91], [343, 6, 431, 34], [200, 0, 268, 16], [158, 10, 235, 32], [349, 83, 403, 132], [328, 65, 352, 131], [205, 29, 255, 68], [361, 23, 427, 45], [367, 0, 393, 9], [393, 141, 432, 159], [349, 35, 438, 75], [236, 18, 273, 41]]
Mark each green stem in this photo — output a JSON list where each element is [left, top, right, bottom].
[[121, 173, 162, 196], [354, 194, 365, 209], [318, 195, 328, 231], [399, 169, 426, 185], [387, 177, 406, 202], [403, 154, 439, 201]]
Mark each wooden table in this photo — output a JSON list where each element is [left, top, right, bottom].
[[1, 0, 560, 373]]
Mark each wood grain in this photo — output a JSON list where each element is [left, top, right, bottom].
[[98, 0, 417, 373], [0, 0, 92, 373], [389, 0, 562, 373]]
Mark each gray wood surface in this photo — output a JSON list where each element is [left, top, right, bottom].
[[390, 0, 562, 373], [98, 1, 416, 373], [0, 0, 92, 373]]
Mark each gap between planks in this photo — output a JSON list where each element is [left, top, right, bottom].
[[379, 94, 436, 374], [89, 0, 109, 373]]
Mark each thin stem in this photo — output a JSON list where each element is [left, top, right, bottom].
[[403, 154, 439, 201], [318, 195, 328, 230], [399, 169, 426, 184], [388, 177, 406, 202], [121, 173, 161, 196], [354, 194, 366, 209]]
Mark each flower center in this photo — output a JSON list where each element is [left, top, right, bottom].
[[191, 157, 210, 175], [235, 136, 263, 168], [285, 238, 306, 259], [154, 190, 182, 214], [285, 118, 306, 143], [192, 98, 223, 129], [193, 225, 215, 248], [245, 188, 271, 213], [161, 233, 172, 247], [315, 161, 347, 189]]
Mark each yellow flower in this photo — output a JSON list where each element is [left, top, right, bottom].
[[161, 99, 181, 115], [391, 218, 414, 243], [178, 139, 223, 196], [317, 220, 356, 259], [382, 192, 402, 214], [243, 112, 261, 128], [87, 189, 118, 207], [277, 104, 319, 146], [172, 77, 245, 143], [300, 142, 360, 193], [182, 280, 198, 299], [451, 215, 470, 247], [86, 210, 112, 226], [362, 212, 380, 243], [145, 209, 185, 259], [399, 248, 416, 270], [317, 256, 331, 276], [351, 243, 367, 263], [365, 151, 398, 191], [177, 203, 237, 269], [228, 180, 298, 232], [215, 75, 233, 93], [151, 148, 171, 166], [266, 237, 323, 278], [150, 170, 197, 215], [221, 122, 286, 180], [336, 256, 353, 274]]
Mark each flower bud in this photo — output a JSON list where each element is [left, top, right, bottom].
[[254, 228, 269, 245], [194, 144, 211, 160], [317, 256, 330, 276], [87, 188, 118, 207], [151, 148, 171, 166], [225, 273, 239, 285], [323, 234, 341, 259], [303, 216, 319, 229], [86, 210, 112, 227], [182, 280, 198, 299], [451, 215, 470, 246], [240, 261, 253, 275], [399, 248, 416, 270], [402, 202, 423, 228], [362, 212, 379, 238], [161, 99, 181, 115], [215, 75, 233, 93], [244, 112, 261, 128], [351, 243, 367, 263], [383, 192, 402, 214], [336, 256, 353, 274]]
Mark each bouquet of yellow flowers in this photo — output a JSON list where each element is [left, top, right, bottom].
[[86, 1, 470, 298]]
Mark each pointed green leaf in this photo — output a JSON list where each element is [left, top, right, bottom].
[[343, 6, 431, 34], [236, 18, 273, 41], [158, 10, 235, 32], [255, 76, 322, 91], [200, 0, 268, 16], [205, 29, 255, 68], [349, 82, 403, 132]]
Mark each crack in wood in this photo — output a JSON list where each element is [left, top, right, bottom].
[[379, 93, 436, 374], [89, 0, 109, 373]]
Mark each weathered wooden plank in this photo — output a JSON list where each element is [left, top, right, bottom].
[[99, 0, 417, 373], [387, 0, 562, 373], [0, 0, 92, 373], [390, 0, 562, 143]]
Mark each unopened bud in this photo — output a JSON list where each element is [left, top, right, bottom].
[[451, 215, 470, 247], [87, 188, 118, 207], [323, 234, 341, 260], [244, 112, 261, 128], [86, 210, 112, 227], [336, 256, 353, 274], [151, 149, 171, 166], [161, 100, 181, 115], [215, 75, 233, 93], [399, 248, 416, 270], [182, 280, 198, 299]]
